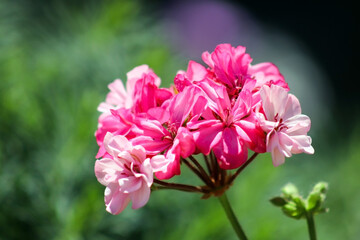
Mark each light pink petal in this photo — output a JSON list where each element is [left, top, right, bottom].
[[291, 135, 314, 154], [260, 85, 288, 120], [94, 158, 123, 186], [104, 183, 130, 215], [117, 151, 137, 166], [130, 145, 147, 163], [138, 159, 153, 186], [277, 132, 293, 158], [106, 79, 128, 107], [285, 114, 311, 135], [126, 65, 149, 94], [130, 183, 151, 209], [283, 94, 302, 120], [155, 147, 181, 180], [271, 147, 286, 167], [103, 133, 132, 158], [119, 176, 142, 194], [150, 155, 170, 173], [248, 62, 288, 91]]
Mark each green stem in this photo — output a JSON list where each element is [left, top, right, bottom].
[[218, 193, 248, 240], [306, 213, 317, 240]]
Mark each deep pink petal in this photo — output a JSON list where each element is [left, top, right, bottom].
[[131, 135, 172, 155], [213, 127, 247, 169], [187, 60, 208, 82], [191, 121, 224, 155], [176, 127, 196, 158]]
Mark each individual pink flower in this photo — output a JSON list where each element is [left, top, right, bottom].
[[131, 85, 206, 179], [248, 62, 289, 91], [188, 82, 266, 169], [94, 132, 154, 214], [174, 60, 209, 92], [201, 44, 289, 107], [95, 65, 173, 158], [97, 65, 160, 114], [202, 44, 252, 90], [258, 85, 314, 167]]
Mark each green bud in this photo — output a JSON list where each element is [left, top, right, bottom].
[[271, 182, 329, 220], [282, 201, 305, 219], [282, 183, 299, 199], [306, 181, 329, 213]]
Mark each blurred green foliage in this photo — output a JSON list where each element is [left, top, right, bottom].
[[0, 0, 359, 239]]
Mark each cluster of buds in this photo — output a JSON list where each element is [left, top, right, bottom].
[[94, 44, 314, 214], [270, 182, 329, 219]]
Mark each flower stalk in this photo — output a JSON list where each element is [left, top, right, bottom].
[[306, 213, 317, 240], [218, 193, 248, 240]]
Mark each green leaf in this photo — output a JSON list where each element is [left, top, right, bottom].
[[270, 197, 287, 207]]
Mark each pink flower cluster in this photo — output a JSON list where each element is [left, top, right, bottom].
[[94, 44, 314, 214]]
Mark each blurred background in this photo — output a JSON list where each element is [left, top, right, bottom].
[[0, 0, 356, 239]]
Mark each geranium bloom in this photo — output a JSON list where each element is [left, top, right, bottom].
[[258, 85, 314, 166], [94, 43, 315, 217], [94, 132, 153, 214]]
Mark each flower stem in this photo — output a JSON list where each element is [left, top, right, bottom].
[[153, 179, 208, 193], [218, 193, 248, 240], [306, 213, 317, 240]]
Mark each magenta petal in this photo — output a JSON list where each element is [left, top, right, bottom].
[[147, 107, 170, 124], [131, 136, 171, 155], [213, 127, 247, 170], [187, 60, 208, 82], [176, 127, 196, 158], [192, 122, 223, 155]]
